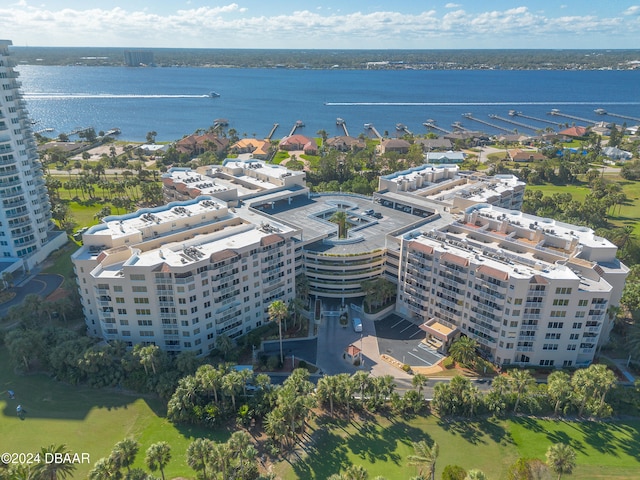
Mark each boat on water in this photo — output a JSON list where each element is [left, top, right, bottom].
[[336, 118, 345, 125], [105, 128, 121, 136], [210, 92, 221, 98], [594, 108, 607, 115]]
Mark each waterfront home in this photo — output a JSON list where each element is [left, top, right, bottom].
[[279, 134, 317, 154], [230, 138, 271, 159]]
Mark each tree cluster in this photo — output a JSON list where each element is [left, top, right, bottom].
[[433, 365, 620, 419]]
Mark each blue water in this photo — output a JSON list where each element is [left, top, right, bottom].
[[16, 65, 640, 142]]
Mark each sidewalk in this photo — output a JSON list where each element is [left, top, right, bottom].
[[601, 354, 636, 384]]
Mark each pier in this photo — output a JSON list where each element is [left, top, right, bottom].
[[364, 123, 382, 139], [509, 110, 560, 127], [266, 123, 279, 140], [548, 109, 596, 126], [451, 121, 470, 132], [212, 118, 228, 131], [488, 114, 539, 132], [289, 120, 305, 136], [396, 123, 412, 135], [336, 118, 349, 136], [461, 113, 512, 133], [595, 109, 640, 124], [423, 120, 451, 134]]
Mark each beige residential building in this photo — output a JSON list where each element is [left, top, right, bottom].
[[72, 196, 298, 355]]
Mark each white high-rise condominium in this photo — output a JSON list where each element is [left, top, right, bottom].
[[0, 40, 67, 275]]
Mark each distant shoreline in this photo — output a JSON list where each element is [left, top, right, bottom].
[[10, 47, 640, 71]]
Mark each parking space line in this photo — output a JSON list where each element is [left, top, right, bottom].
[[409, 329, 423, 338], [400, 323, 415, 333], [391, 318, 405, 329], [407, 350, 434, 366]]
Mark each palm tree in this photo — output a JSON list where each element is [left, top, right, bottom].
[[269, 299, 289, 365], [145, 442, 171, 480], [330, 210, 349, 238], [547, 371, 572, 416], [546, 443, 577, 480], [447, 336, 478, 367], [407, 441, 439, 480], [228, 431, 255, 478], [509, 369, 536, 413], [317, 374, 341, 417], [411, 373, 429, 397], [88, 457, 122, 480], [110, 438, 139, 474], [36, 444, 78, 480], [186, 438, 214, 480]]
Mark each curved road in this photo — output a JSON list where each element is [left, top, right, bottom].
[[0, 273, 64, 318]]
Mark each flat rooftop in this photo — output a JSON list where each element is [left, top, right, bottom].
[[257, 193, 435, 255]]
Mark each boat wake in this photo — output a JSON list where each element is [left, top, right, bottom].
[[23, 93, 210, 99], [324, 101, 640, 107]]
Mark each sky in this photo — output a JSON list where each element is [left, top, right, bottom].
[[1, 1, 640, 49]]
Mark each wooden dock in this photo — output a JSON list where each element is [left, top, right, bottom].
[[266, 123, 279, 140], [548, 110, 596, 126], [488, 114, 539, 132], [289, 120, 304, 136], [461, 113, 512, 133], [423, 120, 451, 134], [364, 123, 382, 139], [336, 118, 349, 136]]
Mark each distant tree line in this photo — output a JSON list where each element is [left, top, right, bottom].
[[11, 46, 640, 70]]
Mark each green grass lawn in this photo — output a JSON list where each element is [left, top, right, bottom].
[[0, 347, 228, 479], [275, 414, 640, 480], [527, 172, 640, 236]]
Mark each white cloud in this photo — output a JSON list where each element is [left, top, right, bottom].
[[0, 4, 637, 49], [444, 3, 461, 8], [624, 5, 640, 15]]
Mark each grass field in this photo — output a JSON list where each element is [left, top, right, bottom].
[[275, 414, 640, 480], [527, 171, 640, 236], [0, 347, 228, 479]]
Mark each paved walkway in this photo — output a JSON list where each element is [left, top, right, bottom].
[[601, 354, 636, 384]]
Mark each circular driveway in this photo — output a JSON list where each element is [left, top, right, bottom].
[[0, 273, 64, 318]]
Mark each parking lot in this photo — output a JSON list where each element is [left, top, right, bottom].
[[374, 314, 444, 367]]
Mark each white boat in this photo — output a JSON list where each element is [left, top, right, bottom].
[[210, 91, 221, 98]]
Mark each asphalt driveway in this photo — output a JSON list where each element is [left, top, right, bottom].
[[375, 314, 443, 367]]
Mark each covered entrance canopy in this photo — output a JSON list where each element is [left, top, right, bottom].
[[419, 319, 459, 353]]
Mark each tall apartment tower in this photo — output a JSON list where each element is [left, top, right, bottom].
[[0, 40, 66, 274]]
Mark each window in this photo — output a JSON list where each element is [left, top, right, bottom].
[[572, 322, 582, 329], [575, 311, 585, 318], [140, 331, 155, 337], [135, 309, 151, 316], [550, 311, 566, 318], [137, 319, 153, 326], [545, 333, 561, 339], [539, 359, 555, 366], [117, 308, 127, 315], [547, 322, 564, 329], [567, 344, 577, 351], [132, 286, 148, 292], [552, 299, 569, 306], [570, 333, 579, 340], [543, 344, 558, 350], [134, 297, 150, 304], [130, 274, 146, 281], [119, 319, 129, 325], [555, 287, 572, 295], [115, 297, 125, 304], [578, 299, 588, 307]]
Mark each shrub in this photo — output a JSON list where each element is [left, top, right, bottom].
[[402, 364, 411, 373], [442, 465, 467, 480], [442, 357, 455, 369]]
